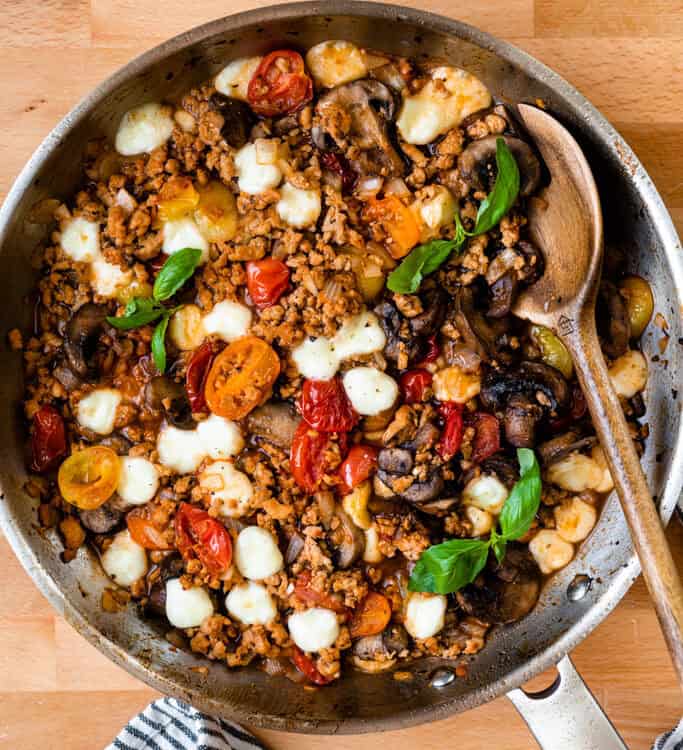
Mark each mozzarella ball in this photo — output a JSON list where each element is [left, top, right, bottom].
[[225, 581, 277, 625], [196, 415, 244, 460], [169, 304, 205, 351], [608, 349, 648, 399], [433, 366, 481, 404], [462, 474, 509, 515], [76, 388, 122, 435], [305, 40, 368, 88], [162, 216, 209, 263], [276, 183, 322, 228], [165, 578, 214, 629], [292, 336, 339, 380], [464, 505, 494, 537], [288, 607, 340, 652], [591, 445, 614, 493], [100, 530, 148, 587], [234, 142, 283, 195], [199, 461, 253, 518], [117, 457, 159, 506], [91, 258, 133, 298], [234, 526, 284, 580], [115, 102, 174, 155], [363, 526, 384, 564], [202, 300, 252, 342], [61, 217, 100, 262], [342, 367, 398, 416], [529, 530, 574, 575], [554, 497, 597, 543], [546, 452, 604, 493], [214, 57, 262, 101], [157, 425, 207, 474], [404, 592, 447, 640], [417, 185, 457, 238], [332, 310, 386, 360]]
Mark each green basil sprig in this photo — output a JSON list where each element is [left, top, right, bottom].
[[387, 137, 520, 295], [408, 448, 541, 595], [106, 247, 202, 373]]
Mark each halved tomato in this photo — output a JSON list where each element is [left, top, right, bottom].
[[299, 377, 358, 433], [290, 422, 333, 494], [246, 258, 290, 310], [338, 444, 378, 494], [291, 646, 331, 685], [349, 591, 392, 639], [127, 506, 172, 550], [247, 50, 313, 117], [294, 570, 348, 614], [174, 502, 232, 576], [57, 446, 120, 510]]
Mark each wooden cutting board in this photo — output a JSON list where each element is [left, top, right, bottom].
[[1, 1, 682, 747]]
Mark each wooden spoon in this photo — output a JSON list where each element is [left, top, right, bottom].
[[513, 102, 683, 688]]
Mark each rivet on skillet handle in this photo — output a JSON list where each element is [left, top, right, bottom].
[[507, 655, 627, 750]]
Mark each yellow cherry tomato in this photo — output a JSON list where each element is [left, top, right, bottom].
[[58, 446, 120, 510], [363, 196, 420, 259], [194, 181, 238, 242], [619, 275, 654, 339], [158, 176, 199, 222]]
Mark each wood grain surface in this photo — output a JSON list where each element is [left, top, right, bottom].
[[1, 1, 682, 748]]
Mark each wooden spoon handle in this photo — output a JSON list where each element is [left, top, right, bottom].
[[561, 315, 683, 689]]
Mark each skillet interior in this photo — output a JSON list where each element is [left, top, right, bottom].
[[0, 1, 681, 733]]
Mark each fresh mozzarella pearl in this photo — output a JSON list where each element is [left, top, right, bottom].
[[234, 142, 283, 195], [60, 217, 100, 262], [590, 445, 614, 493], [215, 57, 262, 101], [276, 183, 322, 228], [117, 457, 159, 506], [168, 304, 206, 351], [225, 581, 277, 625], [100, 530, 148, 587], [202, 300, 252, 342], [554, 497, 597, 543], [546, 452, 604, 493], [288, 608, 340, 652], [363, 526, 383, 564], [464, 505, 494, 536], [234, 526, 284, 581], [462, 474, 509, 515], [90, 258, 133, 298], [196, 415, 244, 461], [397, 66, 491, 145], [332, 311, 386, 360], [529, 530, 574, 575], [419, 186, 456, 234], [199, 461, 253, 518], [165, 578, 214, 629], [342, 367, 398, 416], [305, 40, 368, 88], [156, 424, 207, 474], [608, 349, 648, 399], [292, 336, 339, 380], [76, 388, 122, 435], [162, 217, 209, 263], [115, 102, 174, 156], [404, 592, 447, 640]]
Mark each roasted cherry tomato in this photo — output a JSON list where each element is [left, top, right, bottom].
[[174, 502, 232, 576], [57, 446, 120, 510], [299, 377, 358, 433], [294, 570, 348, 614], [290, 422, 334, 493], [437, 402, 464, 460], [246, 258, 290, 310], [319, 151, 357, 194], [31, 404, 67, 473], [157, 176, 199, 222], [185, 341, 218, 413], [362, 196, 420, 259], [470, 412, 501, 464], [291, 646, 331, 685], [349, 591, 392, 639], [247, 50, 313, 117], [205, 336, 280, 419], [399, 369, 433, 404], [127, 506, 172, 550], [417, 335, 440, 366], [338, 444, 378, 494]]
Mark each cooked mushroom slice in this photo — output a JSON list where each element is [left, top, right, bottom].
[[418, 497, 458, 515], [480, 360, 569, 414], [504, 393, 544, 448], [374, 299, 422, 364], [597, 280, 631, 359], [284, 532, 306, 565], [404, 421, 441, 452], [409, 287, 447, 336], [458, 135, 542, 197], [400, 471, 444, 505], [377, 447, 414, 475], [316, 79, 404, 176], [246, 402, 301, 449], [538, 431, 597, 466], [488, 271, 517, 319], [145, 554, 185, 617], [479, 455, 519, 489], [351, 624, 409, 672], [145, 376, 193, 429], [329, 507, 365, 568], [209, 93, 256, 149], [452, 286, 508, 362], [79, 501, 124, 534], [64, 303, 107, 378]]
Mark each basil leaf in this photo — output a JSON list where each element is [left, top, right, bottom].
[[471, 137, 520, 236], [151, 314, 171, 373], [489, 529, 507, 565], [106, 297, 164, 330], [387, 239, 461, 294], [408, 538, 490, 595], [498, 448, 542, 541], [153, 247, 202, 302]]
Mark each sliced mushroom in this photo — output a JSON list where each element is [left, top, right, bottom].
[[351, 623, 408, 671], [597, 280, 630, 359], [145, 376, 193, 429], [409, 287, 447, 336], [400, 471, 444, 505], [64, 303, 107, 379], [246, 402, 301, 449], [377, 447, 413, 475], [458, 135, 542, 197], [452, 285, 508, 362], [488, 271, 517, 319], [209, 93, 256, 149], [404, 421, 441, 452], [374, 299, 422, 364], [480, 361, 569, 414], [329, 507, 365, 568], [538, 432, 597, 466], [145, 554, 185, 617], [285, 532, 305, 565], [443, 341, 482, 373], [418, 497, 458, 515], [479, 455, 519, 489], [79, 502, 124, 534], [504, 393, 544, 448]]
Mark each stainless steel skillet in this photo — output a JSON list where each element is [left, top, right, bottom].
[[0, 2, 681, 746]]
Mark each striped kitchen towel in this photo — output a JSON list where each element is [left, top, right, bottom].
[[105, 697, 266, 750], [655, 719, 683, 750]]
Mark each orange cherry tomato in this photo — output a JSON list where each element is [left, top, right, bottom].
[[246, 258, 290, 310], [127, 506, 172, 550], [174, 502, 232, 576], [363, 196, 420, 259], [338, 444, 378, 494], [294, 570, 348, 614], [157, 176, 199, 222], [291, 646, 332, 685], [247, 50, 313, 117], [204, 336, 280, 420], [57, 446, 120, 510], [349, 591, 392, 639]]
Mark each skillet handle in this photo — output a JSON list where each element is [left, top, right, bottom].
[[507, 655, 628, 749]]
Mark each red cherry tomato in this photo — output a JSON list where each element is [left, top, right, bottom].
[[319, 152, 357, 194], [470, 412, 501, 464], [299, 377, 358, 433], [247, 50, 313, 117], [417, 335, 440, 366], [290, 422, 334, 493], [185, 341, 219, 413], [291, 646, 332, 685], [127, 506, 172, 550], [399, 369, 433, 404], [31, 405, 67, 473], [437, 402, 464, 459], [338, 444, 378, 494], [294, 570, 348, 614], [246, 258, 290, 310], [174, 502, 232, 576]]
